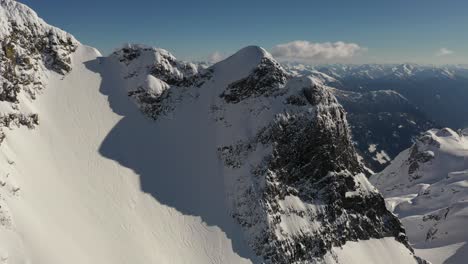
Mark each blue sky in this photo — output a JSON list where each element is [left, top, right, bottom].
[[20, 0, 468, 64]]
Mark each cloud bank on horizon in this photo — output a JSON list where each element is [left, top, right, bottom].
[[436, 48, 454, 57], [270, 40, 366, 63]]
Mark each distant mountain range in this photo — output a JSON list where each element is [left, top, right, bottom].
[[284, 63, 468, 172]]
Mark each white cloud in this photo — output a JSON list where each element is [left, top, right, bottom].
[[436, 48, 454, 57], [207, 51, 225, 63], [271, 40, 366, 62]]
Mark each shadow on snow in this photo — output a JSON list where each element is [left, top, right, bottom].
[[84, 57, 257, 262]]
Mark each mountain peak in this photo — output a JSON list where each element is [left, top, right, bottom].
[[111, 43, 201, 88], [218, 45, 273, 68], [212, 45, 277, 82], [0, 0, 76, 42], [0, 0, 78, 103], [231, 45, 271, 60]]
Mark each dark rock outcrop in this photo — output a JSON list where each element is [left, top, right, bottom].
[[220, 58, 289, 103]]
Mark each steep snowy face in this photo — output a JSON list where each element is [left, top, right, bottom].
[[371, 128, 468, 263], [110, 45, 422, 263], [0, 0, 77, 141]]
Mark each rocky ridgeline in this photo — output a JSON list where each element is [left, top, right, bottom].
[[112, 45, 213, 120], [0, 0, 77, 142]]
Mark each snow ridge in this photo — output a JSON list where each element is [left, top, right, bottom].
[[371, 128, 468, 263]]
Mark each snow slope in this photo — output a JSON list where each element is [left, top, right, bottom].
[[1, 43, 265, 263], [371, 128, 468, 263], [0, 1, 425, 263]]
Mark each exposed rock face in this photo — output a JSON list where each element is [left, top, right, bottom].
[[0, 0, 77, 142], [407, 145, 435, 175], [221, 78, 412, 263], [220, 57, 289, 103], [0, 0, 77, 102], [0, 113, 39, 143]]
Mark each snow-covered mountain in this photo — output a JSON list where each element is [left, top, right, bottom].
[[0, 1, 426, 263], [108, 43, 427, 263], [371, 128, 468, 263]]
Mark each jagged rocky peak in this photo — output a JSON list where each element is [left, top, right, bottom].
[[111, 44, 213, 120], [0, 0, 78, 101], [217, 46, 290, 103], [112, 44, 201, 86], [0, 0, 78, 143]]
